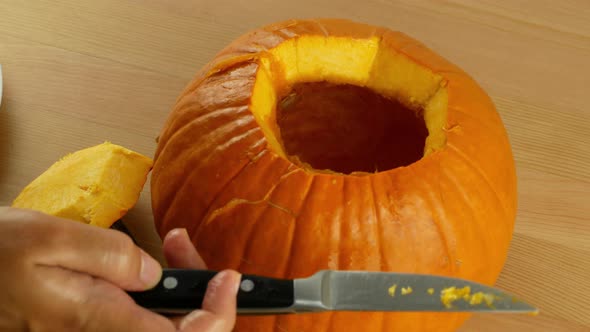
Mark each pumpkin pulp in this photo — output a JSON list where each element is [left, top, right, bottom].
[[249, 35, 449, 174]]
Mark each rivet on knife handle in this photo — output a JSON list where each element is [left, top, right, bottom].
[[128, 269, 295, 315]]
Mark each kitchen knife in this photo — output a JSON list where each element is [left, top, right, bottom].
[[128, 269, 538, 315]]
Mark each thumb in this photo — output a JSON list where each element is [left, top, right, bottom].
[[179, 270, 240, 332], [163, 228, 207, 269]]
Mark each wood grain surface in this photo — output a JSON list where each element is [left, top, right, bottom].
[[1, 1, 588, 331]]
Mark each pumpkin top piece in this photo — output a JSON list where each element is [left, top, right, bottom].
[[13, 142, 153, 228]]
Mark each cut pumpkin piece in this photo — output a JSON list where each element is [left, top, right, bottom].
[[12, 142, 153, 228]]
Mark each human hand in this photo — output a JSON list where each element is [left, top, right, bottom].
[[0, 207, 240, 332], [161, 227, 240, 331]]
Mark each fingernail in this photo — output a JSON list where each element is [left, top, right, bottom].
[[209, 270, 228, 289], [213, 270, 241, 295], [140, 249, 162, 287], [167, 228, 190, 241], [179, 228, 189, 235], [177, 228, 190, 241], [233, 273, 242, 295]]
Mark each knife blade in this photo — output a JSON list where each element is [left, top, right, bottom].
[[128, 269, 538, 315]]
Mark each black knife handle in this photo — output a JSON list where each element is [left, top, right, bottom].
[[128, 269, 295, 315]]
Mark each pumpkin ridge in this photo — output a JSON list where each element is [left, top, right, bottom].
[[265, 20, 298, 39], [326, 312, 336, 332], [245, 140, 269, 163], [270, 318, 280, 332], [407, 165, 455, 275], [218, 126, 263, 153], [159, 120, 257, 210], [200, 165, 302, 229], [199, 152, 293, 226], [206, 55, 259, 78], [279, 174, 315, 281], [273, 319, 292, 332], [447, 142, 510, 220], [159, 62, 258, 146], [337, 178, 349, 270], [201, 197, 296, 229], [260, 168, 304, 218], [154, 104, 252, 184], [233, 202, 298, 280], [159, 121, 262, 234], [201, 198, 263, 227], [164, 105, 253, 153], [285, 175, 316, 278], [168, 108, 254, 155], [446, 104, 502, 133], [228, 205, 270, 273], [376, 312, 385, 332], [193, 154, 266, 230], [278, 193, 300, 277], [246, 41, 270, 54], [167, 57, 256, 113], [437, 152, 502, 278], [267, 200, 297, 218], [368, 176, 386, 271]]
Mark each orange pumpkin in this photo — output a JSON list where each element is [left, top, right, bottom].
[[152, 19, 517, 332]]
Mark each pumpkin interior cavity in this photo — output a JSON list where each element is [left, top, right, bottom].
[[250, 35, 448, 173], [277, 82, 428, 174]]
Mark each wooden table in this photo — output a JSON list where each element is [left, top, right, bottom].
[[1, 1, 588, 331]]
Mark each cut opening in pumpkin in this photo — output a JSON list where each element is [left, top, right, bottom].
[[277, 82, 428, 174], [249, 35, 449, 174]]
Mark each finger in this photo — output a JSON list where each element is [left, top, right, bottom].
[[33, 265, 175, 332], [163, 228, 207, 269], [30, 210, 162, 291], [202, 270, 241, 315], [81, 289, 175, 332], [178, 270, 240, 331]]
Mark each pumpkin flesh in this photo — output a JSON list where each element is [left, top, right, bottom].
[[13, 142, 153, 228], [152, 19, 517, 332], [250, 35, 448, 163]]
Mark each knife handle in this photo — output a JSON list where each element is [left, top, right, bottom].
[[128, 269, 295, 315]]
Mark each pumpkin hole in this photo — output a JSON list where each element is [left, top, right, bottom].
[[277, 82, 428, 174]]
